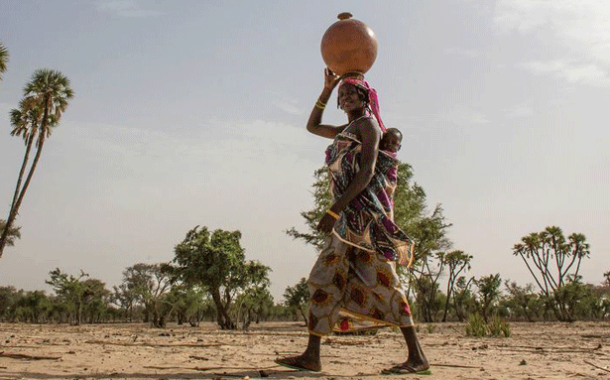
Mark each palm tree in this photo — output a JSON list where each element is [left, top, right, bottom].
[[0, 220, 20, 246], [0, 41, 8, 82], [8, 98, 45, 213], [0, 69, 74, 258]]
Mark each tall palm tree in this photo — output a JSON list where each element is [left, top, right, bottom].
[[0, 220, 21, 247], [0, 41, 8, 82], [0, 69, 74, 258], [8, 98, 46, 212]]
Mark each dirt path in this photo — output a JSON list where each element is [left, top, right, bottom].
[[0, 321, 609, 379]]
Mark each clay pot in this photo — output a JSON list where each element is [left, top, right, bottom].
[[320, 12, 378, 76]]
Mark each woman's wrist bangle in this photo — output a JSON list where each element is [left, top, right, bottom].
[[315, 99, 326, 110], [326, 209, 339, 219]]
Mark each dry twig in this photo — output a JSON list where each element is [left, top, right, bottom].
[[84, 340, 222, 348], [0, 351, 61, 360], [432, 363, 482, 369], [584, 360, 610, 374], [189, 355, 210, 361]]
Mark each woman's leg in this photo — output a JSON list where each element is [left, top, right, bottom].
[[275, 334, 322, 371], [400, 325, 429, 370]]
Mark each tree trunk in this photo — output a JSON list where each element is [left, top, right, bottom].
[[211, 289, 235, 329], [298, 306, 308, 325], [0, 101, 49, 259], [442, 288, 451, 322], [0, 135, 36, 256]]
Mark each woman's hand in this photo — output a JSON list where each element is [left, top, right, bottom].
[[324, 68, 340, 91], [316, 212, 337, 234]]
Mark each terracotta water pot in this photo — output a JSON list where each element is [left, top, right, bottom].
[[320, 12, 378, 76]]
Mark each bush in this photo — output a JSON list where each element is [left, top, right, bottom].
[[465, 313, 488, 337], [488, 315, 511, 337], [465, 313, 510, 337]]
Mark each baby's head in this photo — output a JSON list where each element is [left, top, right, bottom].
[[380, 128, 403, 153]]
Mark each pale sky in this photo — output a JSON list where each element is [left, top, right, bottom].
[[1, 0, 609, 301]]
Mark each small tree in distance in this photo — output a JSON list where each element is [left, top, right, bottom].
[[169, 226, 270, 330], [284, 277, 309, 324], [440, 250, 472, 322], [513, 226, 590, 321]]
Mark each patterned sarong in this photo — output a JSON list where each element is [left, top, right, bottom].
[[307, 235, 413, 336]]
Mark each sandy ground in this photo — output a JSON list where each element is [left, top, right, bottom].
[[0, 321, 609, 380]]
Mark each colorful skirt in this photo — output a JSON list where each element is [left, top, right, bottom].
[[307, 235, 413, 336]]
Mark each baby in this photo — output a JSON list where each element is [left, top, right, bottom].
[[379, 127, 402, 155], [377, 128, 403, 220]]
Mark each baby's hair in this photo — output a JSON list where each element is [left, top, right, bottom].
[[385, 128, 403, 140]]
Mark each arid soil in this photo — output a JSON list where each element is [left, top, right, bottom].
[[0, 321, 609, 380]]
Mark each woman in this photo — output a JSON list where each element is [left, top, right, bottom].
[[275, 69, 430, 375]]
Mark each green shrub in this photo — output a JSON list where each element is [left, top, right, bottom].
[[488, 315, 511, 337], [465, 313, 488, 337], [465, 313, 510, 337]]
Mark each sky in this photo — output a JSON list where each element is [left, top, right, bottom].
[[1, 0, 609, 301]]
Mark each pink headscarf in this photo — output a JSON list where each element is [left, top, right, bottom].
[[339, 76, 386, 133]]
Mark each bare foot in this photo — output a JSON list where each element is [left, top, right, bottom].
[[382, 360, 430, 375], [275, 355, 322, 372]]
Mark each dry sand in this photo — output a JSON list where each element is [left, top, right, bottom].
[[1, 321, 609, 379]]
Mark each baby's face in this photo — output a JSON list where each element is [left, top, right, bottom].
[[381, 132, 402, 153]]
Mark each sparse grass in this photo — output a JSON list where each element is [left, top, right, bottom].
[[465, 313, 510, 338], [465, 313, 488, 337], [488, 315, 511, 337]]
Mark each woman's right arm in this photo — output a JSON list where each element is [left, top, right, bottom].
[[306, 69, 347, 139]]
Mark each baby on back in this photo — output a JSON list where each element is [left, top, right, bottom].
[[380, 127, 402, 155]]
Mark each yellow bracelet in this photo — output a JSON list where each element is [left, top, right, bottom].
[[317, 98, 327, 106], [326, 209, 339, 219], [315, 100, 326, 110]]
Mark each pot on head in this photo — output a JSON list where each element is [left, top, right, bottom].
[[321, 12, 378, 76]]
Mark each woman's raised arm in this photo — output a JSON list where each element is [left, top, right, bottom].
[[306, 69, 348, 139]]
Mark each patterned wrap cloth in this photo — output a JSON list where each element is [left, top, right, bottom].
[[325, 128, 412, 265], [306, 119, 415, 336]]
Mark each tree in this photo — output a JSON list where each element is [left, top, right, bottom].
[[284, 277, 310, 324], [0, 41, 8, 82], [452, 276, 475, 321], [411, 268, 443, 322], [512, 226, 590, 321], [474, 274, 502, 323], [404, 205, 453, 322], [121, 263, 172, 327], [0, 220, 20, 246], [285, 167, 331, 250], [0, 286, 19, 322], [46, 268, 89, 325], [166, 284, 205, 326], [169, 226, 271, 330], [15, 290, 50, 323], [81, 278, 111, 324], [0, 69, 74, 258], [440, 250, 472, 322], [504, 281, 539, 322], [234, 284, 274, 329], [111, 283, 138, 322]]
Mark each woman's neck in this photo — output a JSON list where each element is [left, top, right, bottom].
[[347, 109, 367, 122]]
